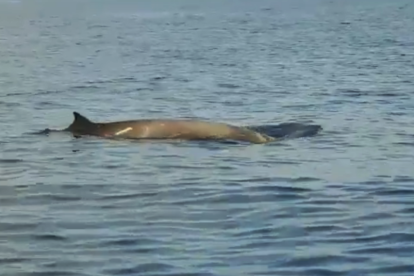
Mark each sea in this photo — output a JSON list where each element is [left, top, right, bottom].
[[1, 0, 414, 275]]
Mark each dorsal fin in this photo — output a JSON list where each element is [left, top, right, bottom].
[[72, 111, 94, 127]]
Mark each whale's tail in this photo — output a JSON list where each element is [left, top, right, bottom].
[[249, 123, 322, 139]]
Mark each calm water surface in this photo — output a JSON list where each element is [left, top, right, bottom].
[[1, 0, 414, 275]]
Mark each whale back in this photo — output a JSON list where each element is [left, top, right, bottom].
[[64, 111, 276, 143]]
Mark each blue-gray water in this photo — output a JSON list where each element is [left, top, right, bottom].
[[1, 0, 414, 275]]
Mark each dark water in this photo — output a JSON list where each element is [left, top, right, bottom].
[[1, 0, 414, 275]]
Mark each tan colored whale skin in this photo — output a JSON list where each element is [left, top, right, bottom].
[[64, 112, 276, 144]]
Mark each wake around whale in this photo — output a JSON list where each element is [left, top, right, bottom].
[[35, 112, 323, 144]]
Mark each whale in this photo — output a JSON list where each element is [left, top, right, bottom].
[[61, 112, 277, 144], [31, 112, 323, 144]]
